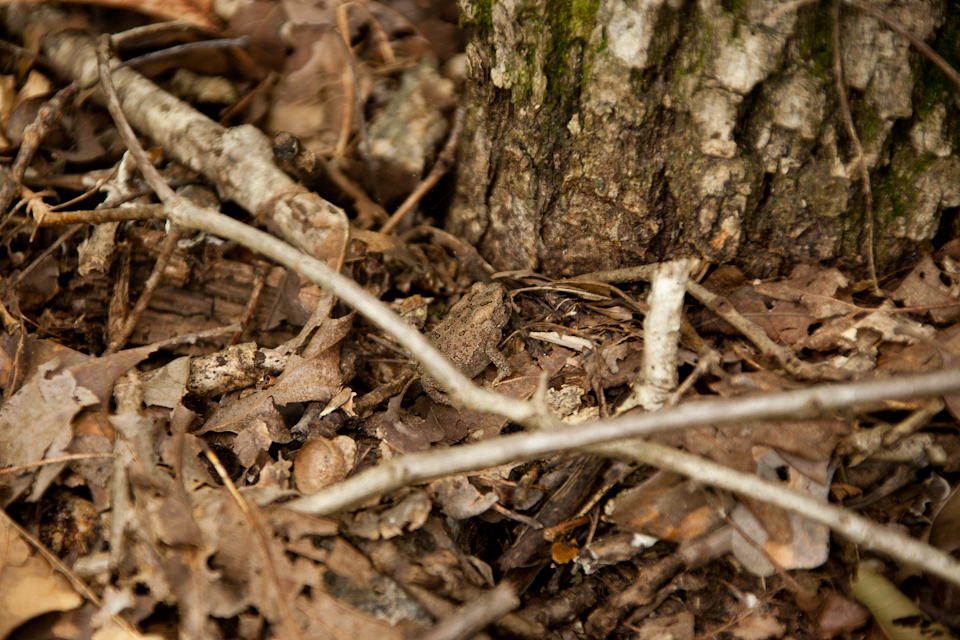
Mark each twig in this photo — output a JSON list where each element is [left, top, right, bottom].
[[685, 281, 846, 381], [381, 106, 467, 233], [618, 259, 694, 413], [272, 131, 388, 227], [587, 439, 960, 588], [284, 366, 960, 517], [47, 164, 120, 212], [103, 223, 181, 355], [402, 225, 497, 283], [422, 581, 520, 640], [575, 264, 661, 285], [113, 36, 249, 71], [832, 0, 880, 296], [34, 204, 165, 225], [1, 510, 104, 607], [321, 156, 389, 227], [0, 37, 53, 67], [0, 83, 77, 234], [337, 2, 395, 65], [329, 21, 377, 198], [230, 260, 268, 345], [201, 444, 303, 640], [585, 549, 686, 637], [12, 224, 83, 286], [0, 452, 115, 476], [149, 323, 242, 351], [843, 0, 960, 90]]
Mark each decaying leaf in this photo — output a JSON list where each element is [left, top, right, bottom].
[[0, 512, 83, 637]]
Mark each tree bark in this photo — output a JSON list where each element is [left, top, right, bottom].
[[448, 0, 958, 279]]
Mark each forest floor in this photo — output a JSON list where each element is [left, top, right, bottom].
[[1, 2, 959, 640]]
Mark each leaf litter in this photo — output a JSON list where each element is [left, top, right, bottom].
[[0, 1, 957, 639]]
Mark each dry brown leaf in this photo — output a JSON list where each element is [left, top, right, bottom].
[[14, 254, 59, 311], [342, 491, 431, 540], [11, 0, 219, 30], [813, 591, 870, 639], [0, 511, 84, 637], [269, 348, 346, 406], [754, 265, 851, 319], [892, 254, 960, 324], [429, 476, 498, 520], [195, 389, 285, 437], [605, 471, 733, 542], [550, 539, 580, 564], [266, 25, 351, 153], [729, 448, 832, 575], [730, 610, 787, 640], [0, 339, 155, 502], [634, 611, 695, 640]]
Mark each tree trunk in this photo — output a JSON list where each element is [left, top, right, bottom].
[[447, 0, 958, 279]]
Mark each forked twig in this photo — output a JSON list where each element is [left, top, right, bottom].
[[103, 223, 182, 355], [284, 366, 960, 587], [0, 84, 77, 235]]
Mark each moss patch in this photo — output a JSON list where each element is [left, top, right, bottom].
[[542, 0, 601, 110]]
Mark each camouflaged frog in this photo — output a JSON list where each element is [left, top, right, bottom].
[[419, 282, 513, 404]]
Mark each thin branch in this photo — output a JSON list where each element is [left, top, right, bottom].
[[833, 0, 880, 295], [0, 83, 77, 234], [103, 223, 182, 355], [381, 106, 467, 234], [619, 259, 694, 413], [48, 165, 120, 212], [329, 20, 377, 199], [12, 224, 83, 286], [843, 0, 960, 90], [2, 510, 104, 607], [230, 260, 268, 345], [283, 366, 960, 515], [34, 204, 165, 225], [422, 581, 520, 640], [588, 439, 960, 588], [201, 445, 303, 640], [113, 36, 249, 71], [685, 281, 845, 381], [0, 452, 115, 476]]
